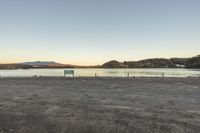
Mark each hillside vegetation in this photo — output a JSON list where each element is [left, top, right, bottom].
[[102, 54, 199, 68], [186, 55, 200, 68]]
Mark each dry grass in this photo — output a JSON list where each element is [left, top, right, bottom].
[[0, 77, 200, 133]]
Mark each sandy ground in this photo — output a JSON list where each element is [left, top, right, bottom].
[[0, 77, 200, 133]]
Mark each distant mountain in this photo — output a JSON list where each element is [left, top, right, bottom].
[[21, 61, 63, 66], [20, 61, 75, 68]]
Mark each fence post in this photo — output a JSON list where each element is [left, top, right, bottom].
[[162, 73, 164, 78]]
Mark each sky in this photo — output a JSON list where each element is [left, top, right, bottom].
[[0, 0, 200, 65]]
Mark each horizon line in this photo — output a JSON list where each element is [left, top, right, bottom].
[[0, 54, 198, 66]]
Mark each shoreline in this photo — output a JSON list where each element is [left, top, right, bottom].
[[0, 76, 199, 78]]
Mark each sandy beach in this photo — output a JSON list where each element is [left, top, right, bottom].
[[0, 77, 200, 133]]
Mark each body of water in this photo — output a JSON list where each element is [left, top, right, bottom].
[[0, 68, 200, 77]]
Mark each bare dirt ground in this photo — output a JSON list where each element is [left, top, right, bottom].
[[0, 77, 200, 133]]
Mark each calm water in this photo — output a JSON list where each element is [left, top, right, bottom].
[[0, 68, 200, 77]]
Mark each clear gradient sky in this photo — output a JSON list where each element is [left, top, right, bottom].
[[0, 0, 200, 65]]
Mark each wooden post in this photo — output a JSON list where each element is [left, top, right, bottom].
[[127, 73, 130, 77], [162, 73, 164, 78]]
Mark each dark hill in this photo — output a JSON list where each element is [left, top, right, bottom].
[[186, 55, 200, 68], [102, 60, 127, 68], [124, 58, 176, 68]]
